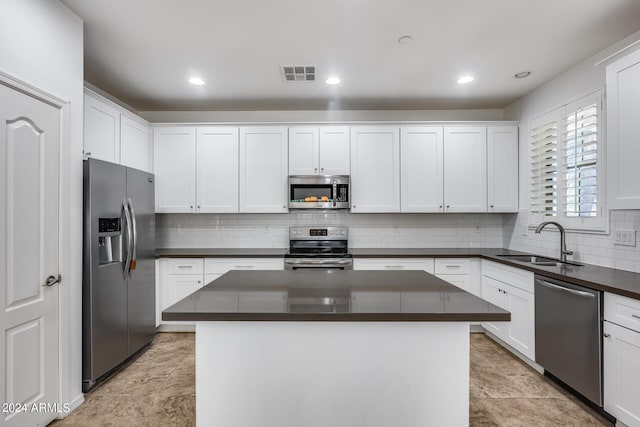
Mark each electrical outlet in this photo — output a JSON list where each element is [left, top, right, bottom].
[[392, 224, 399, 235], [614, 229, 636, 247]]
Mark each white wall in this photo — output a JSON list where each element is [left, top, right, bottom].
[[157, 212, 505, 249], [503, 30, 640, 272], [0, 0, 84, 411]]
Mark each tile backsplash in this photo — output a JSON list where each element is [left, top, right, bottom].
[[504, 210, 640, 273], [156, 212, 505, 249]]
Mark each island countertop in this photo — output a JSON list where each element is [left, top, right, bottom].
[[162, 270, 510, 322]]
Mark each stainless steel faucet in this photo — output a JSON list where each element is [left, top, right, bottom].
[[535, 221, 573, 263]]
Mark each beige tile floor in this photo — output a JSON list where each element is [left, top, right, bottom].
[[51, 332, 613, 426]]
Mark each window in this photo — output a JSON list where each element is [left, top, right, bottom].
[[529, 90, 606, 231]]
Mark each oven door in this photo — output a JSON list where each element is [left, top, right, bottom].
[[284, 258, 353, 270]]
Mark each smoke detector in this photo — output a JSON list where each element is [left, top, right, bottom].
[[281, 65, 316, 82]]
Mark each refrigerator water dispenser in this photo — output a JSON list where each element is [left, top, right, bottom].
[[98, 217, 122, 266]]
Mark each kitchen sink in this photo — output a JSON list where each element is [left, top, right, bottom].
[[497, 254, 583, 267]]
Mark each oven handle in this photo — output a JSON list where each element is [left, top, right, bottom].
[[537, 279, 595, 299], [285, 259, 352, 265]]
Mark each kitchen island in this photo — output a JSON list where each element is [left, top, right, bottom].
[[163, 270, 510, 427]]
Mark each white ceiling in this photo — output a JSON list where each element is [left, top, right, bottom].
[[62, 0, 640, 111]]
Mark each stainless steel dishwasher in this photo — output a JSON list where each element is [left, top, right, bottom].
[[534, 275, 603, 407]]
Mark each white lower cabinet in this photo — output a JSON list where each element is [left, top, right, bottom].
[[481, 261, 535, 360], [353, 258, 434, 273], [157, 257, 284, 329], [604, 292, 640, 427]]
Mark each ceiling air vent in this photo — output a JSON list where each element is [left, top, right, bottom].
[[281, 65, 315, 82]]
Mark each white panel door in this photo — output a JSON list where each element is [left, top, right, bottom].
[[239, 126, 288, 213], [401, 126, 444, 212], [487, 126, 518, 212], [288, 127, 319, 175], [120, 114, 152, 173], [504, 285, 535, 360], [83, 92, 120, 162], [481, 276, 506, 339], [196, 127, 239, 213], [606, 48, 640, 209], [319, 126, 350, 175], [604, 321, 640, 427], [0, 83, 60, 427], [443, 127, 487, 212], [350, 126, 400, 213], [153, 127, 196, 213]]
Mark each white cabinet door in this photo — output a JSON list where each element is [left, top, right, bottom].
[[154, 127, 196, 213], [319, 126, 350, 175], [481, 276, 507, 338], [84, 92, 120, 162], [288, 127, 319, 175], [443, 127, 487, 212], [239, 126, 288, 213], [196, 127, 239, 213], [604, 321, 640, 427], [401, 126, 444, 212], [487, 126, 518, 212], [120, 114, 152, 173], [165, 275, 203, 309], [350, 126, 400, 212], [607, 48, 640, 209], [504, 284, 535, 360]]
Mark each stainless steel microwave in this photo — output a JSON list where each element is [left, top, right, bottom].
[[288, 175, 350, 209]]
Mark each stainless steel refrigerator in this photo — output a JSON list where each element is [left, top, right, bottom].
[[82, 158, 156, 392]]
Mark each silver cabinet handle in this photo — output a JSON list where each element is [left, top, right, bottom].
[[43, 274, 62, 287], [234, 265, 254, 268], [537, 279, 595, 299], [385, 265, 404, 269], [444, 265, 462, 268], [177, 265, 193, 269]]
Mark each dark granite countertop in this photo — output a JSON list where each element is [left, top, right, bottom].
[[156, 248, 288, 258], [156, 247, 640, 300], [162, 270, 511, 322]]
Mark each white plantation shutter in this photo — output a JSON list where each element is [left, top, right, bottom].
[[563, 97, 598, 217], [530, 110, 560, 220], [529, 90, 605, 231]]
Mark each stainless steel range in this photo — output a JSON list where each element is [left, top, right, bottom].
[[284, 226, 353, 270]]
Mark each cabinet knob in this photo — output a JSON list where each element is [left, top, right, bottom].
[[321, 168, 324, 173], [353, 205, 356, 208], [190, 205, 194, 209], [283, 205, 286, 209], [490, 205, 494, 208], [603, 333, 611, 338], [314, 167, 318, 173]]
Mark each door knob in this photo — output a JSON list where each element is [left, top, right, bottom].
[[43, 274, 62, 287]]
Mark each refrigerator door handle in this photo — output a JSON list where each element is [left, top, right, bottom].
[[122, 198, 133, 279], [127, 198, 138, 273]]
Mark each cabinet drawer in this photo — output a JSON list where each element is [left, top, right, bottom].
[[437, 274, 471, 292], [605, 292, 640, 333], [435, 258, 470, 274], [353, 258, 434, 273], [167, 258, 204, 275], [204, 258, 284, 274], [482, 260, 534, 293]]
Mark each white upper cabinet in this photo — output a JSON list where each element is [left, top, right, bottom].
[[154, 127, 197, 213], [289, 126, 350, 175], [401, 126, 444, 212], [443, 127, 487, 212], [350, 126, 400, 213], [319, 126, 350, 175], [196, 127, 239, 213], [239, 126, 288, 213], [607, 48, 640, 209], [84, 90, 153, 172], [120, 114, 152, 172], [487, 126, 518, 212], [84, 92, 120, 163]]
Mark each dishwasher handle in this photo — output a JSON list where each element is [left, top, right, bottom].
[[537, 279, 595, 299]]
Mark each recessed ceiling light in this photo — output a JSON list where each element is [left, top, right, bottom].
[[189, 77, 205, 86], [398, 35, 413, 44], [457, 75, 474, 84], [326, 77, 341, 85], [514, 71, 532, 79]]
